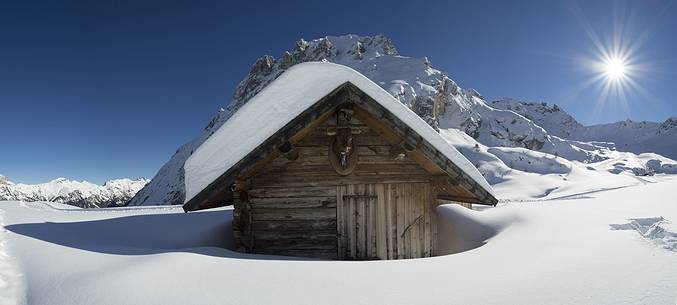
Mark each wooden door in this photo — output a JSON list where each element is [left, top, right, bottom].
[[337, 183, 436, 260]]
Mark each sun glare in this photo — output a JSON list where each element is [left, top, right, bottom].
[[605, 58, 626, 80], [568, 1, 659, 119]]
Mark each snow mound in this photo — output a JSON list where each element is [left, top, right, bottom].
[[610, 217, 677, 252], [488, 147, 570, 175], [436, 204, 519, 255]]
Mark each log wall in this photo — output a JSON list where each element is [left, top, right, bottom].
[[233, 111, 458, 259]]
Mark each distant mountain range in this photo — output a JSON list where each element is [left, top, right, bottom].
[[0, 176, 148, 208]]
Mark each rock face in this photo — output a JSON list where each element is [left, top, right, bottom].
[[128, 34, 677, 206], [491, 99, 584, 139], [492, 99, 677, 159], [0, 176, 148, 208]]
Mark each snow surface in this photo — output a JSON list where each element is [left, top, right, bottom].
[[438, 128, 677, 201], [2, 176, 677, 305], [183, 62, 494, 203]]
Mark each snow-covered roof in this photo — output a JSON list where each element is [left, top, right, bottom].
[[183, 62, 495, 205]]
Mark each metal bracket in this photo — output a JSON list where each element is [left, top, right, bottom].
[[401, 215, 424, 238]]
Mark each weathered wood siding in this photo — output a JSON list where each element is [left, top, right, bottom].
[[337, 183, 436, 260], [233, 112, 450, 259]]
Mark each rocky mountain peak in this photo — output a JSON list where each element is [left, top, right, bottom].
[[659, 117, 677, 131]]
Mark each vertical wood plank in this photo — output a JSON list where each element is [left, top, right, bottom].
[[407, 184, 414, 259], [411, 184, 419, 258], [375, 184, 387, 259], [431, 194, 438, 257], [369, 184, 378, 258], [336, 185, 344, 259], [405, 184, 413, 259], [356, 184, 365, 258], [369, 184, 379, 257], [396, 183, 404, 259], [420, 184, 427, 257], [364, 183, 371, 258], [419, 184, 426, 257], [427, 183, 433, 257], [409, 184, 416, 259], [385, 184, 393, 260], [351, 186, 356, 259], [390, 183, 397, 259], [401, 184, 408, 259], [423, 185, 432, 257]]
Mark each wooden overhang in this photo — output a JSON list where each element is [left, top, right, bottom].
[[183, 82, 498, 212]]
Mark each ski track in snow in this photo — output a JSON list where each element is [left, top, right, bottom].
[[498, 185, 635, 203], [0, 209, 24, 305], [611, 217, 677, 252]]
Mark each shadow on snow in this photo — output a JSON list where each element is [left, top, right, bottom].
[[6, 205, 510, 261], [5, 209, 308, 261]]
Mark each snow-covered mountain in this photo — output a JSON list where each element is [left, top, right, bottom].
[[0, 176, 149, 208], [128, 34, 677, 206], [492, 99, 677, 159]]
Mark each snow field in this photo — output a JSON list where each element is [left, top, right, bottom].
[[1, 177, 677, 305]]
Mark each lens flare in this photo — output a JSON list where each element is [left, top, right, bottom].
[[565, 2, 660, 120], [605, 57, 627, 80]]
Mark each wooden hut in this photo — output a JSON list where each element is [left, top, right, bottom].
[[182, 63, 497, 260]]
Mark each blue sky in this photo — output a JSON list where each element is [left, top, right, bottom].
[[1, 0, 675, 184]]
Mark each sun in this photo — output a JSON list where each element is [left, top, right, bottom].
[[605, 57, 627, 80]]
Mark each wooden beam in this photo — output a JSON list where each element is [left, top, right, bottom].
[[436, 194, 480, 203]]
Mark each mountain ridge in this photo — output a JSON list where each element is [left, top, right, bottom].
[[491, 99, 677, 159], [0, 176, 149, 208]]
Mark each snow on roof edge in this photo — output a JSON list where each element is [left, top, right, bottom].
[[183, 62, 495, 204]]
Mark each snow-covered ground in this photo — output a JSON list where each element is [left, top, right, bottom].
[[1, 176, 676, 305]]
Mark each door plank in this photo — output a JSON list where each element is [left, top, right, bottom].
[[369, 184, 378, 258], [375, 184, 387, 259], [425, 183, 432, 257], [348, 184, 356, 258], [396, 183, 404, 259], [336, 185, 345, 259]]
